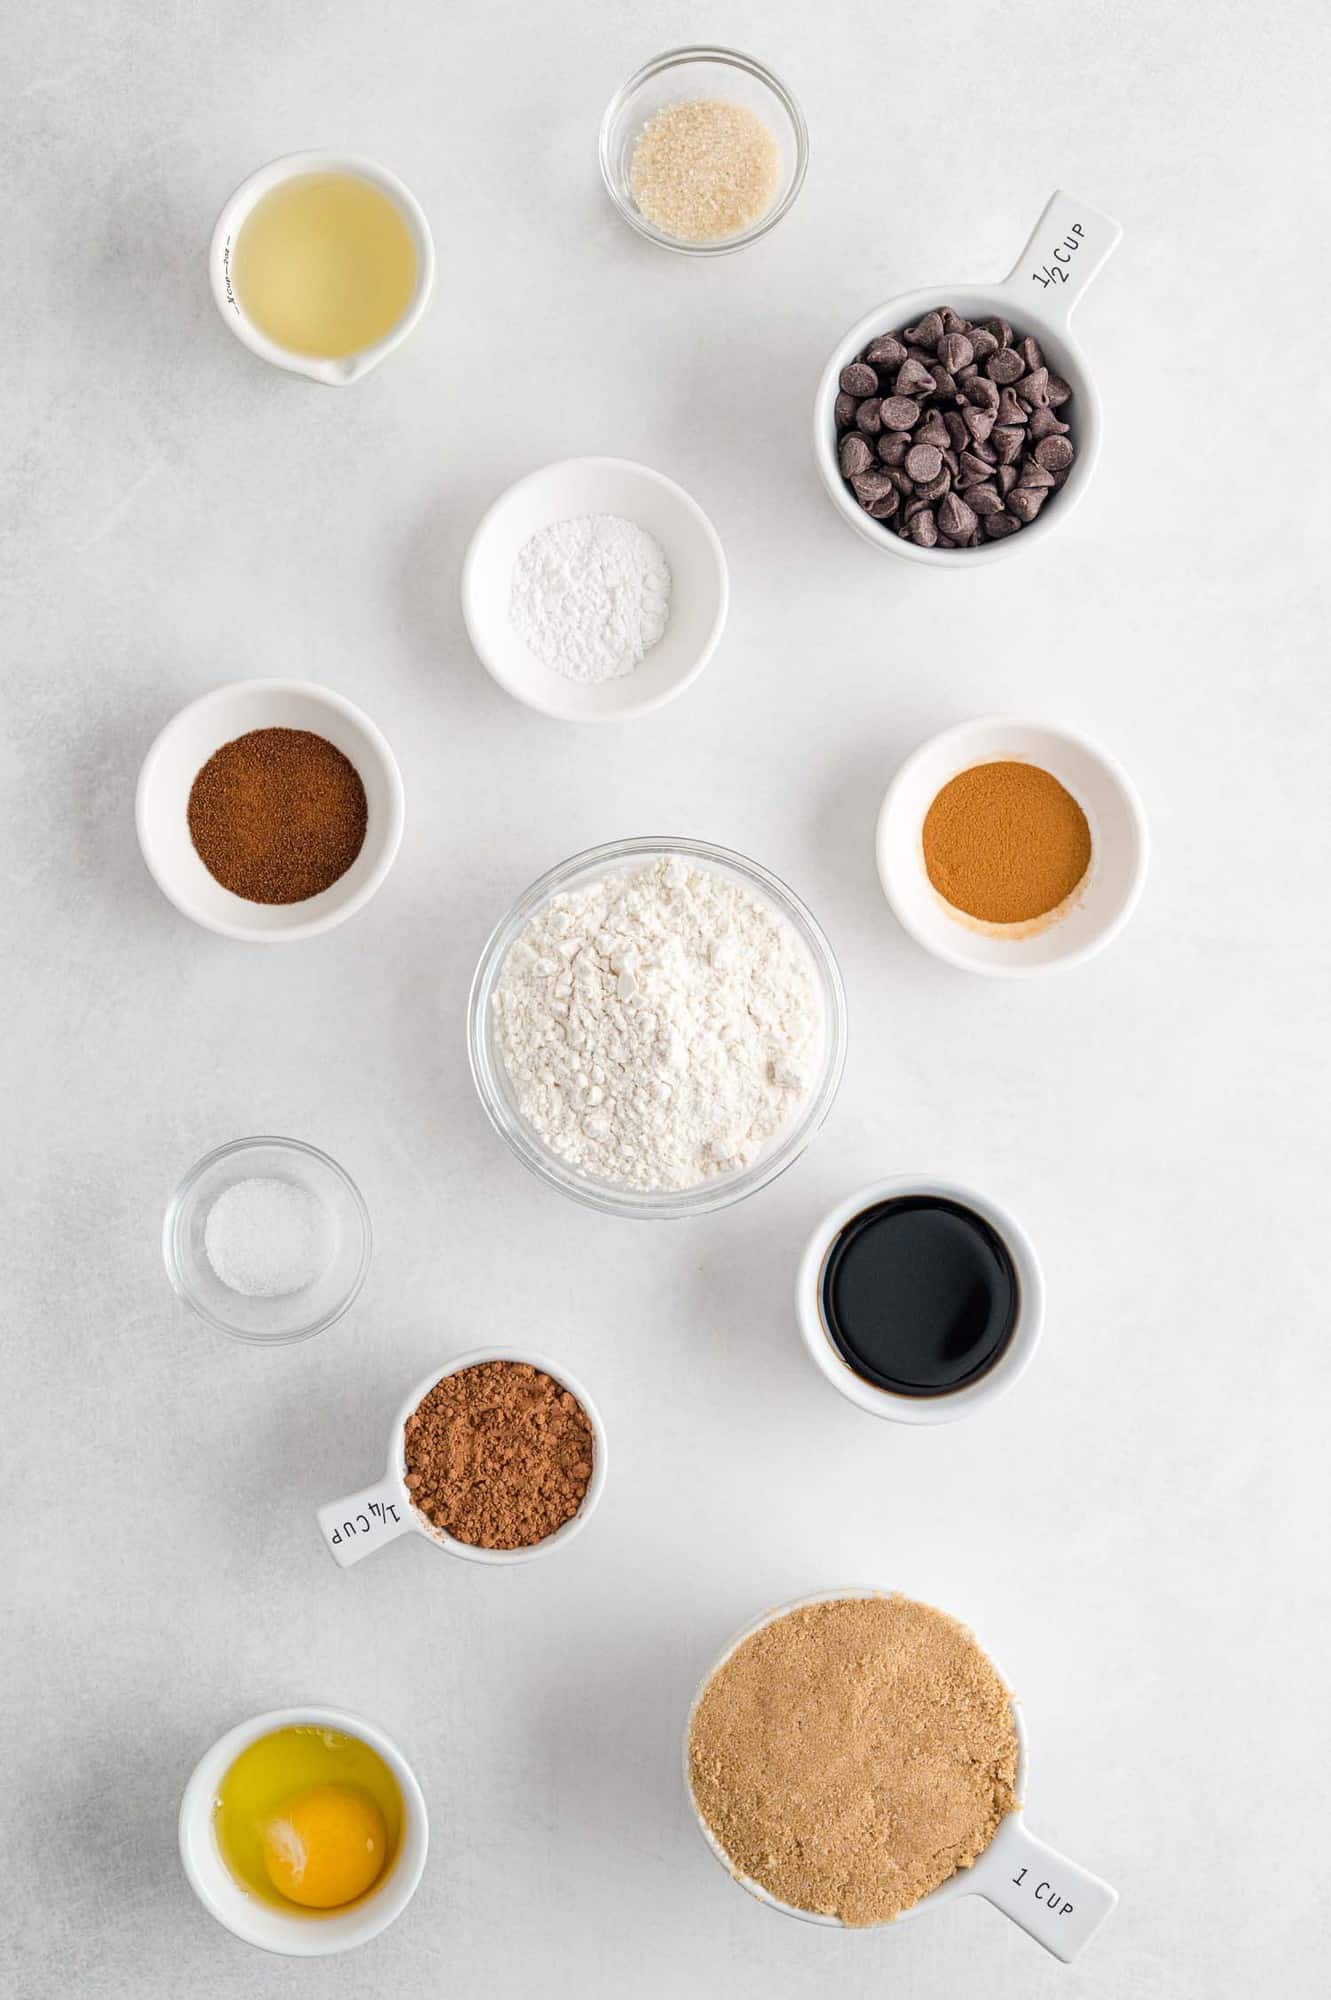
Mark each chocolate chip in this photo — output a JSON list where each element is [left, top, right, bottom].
[[851, 471, 896, 505], [986, 347, 1025, 384], [864, 335, 907, 368], [1007, 486, 1047, 523], [904, 310, 945, 348], [938, 332, 974, 373], [894, 358, 936, 399], [840, 362, 878, 397], [905, 443, 943, 482], [938, 493, 978, 540], [834, 307, 1074, 546], [839, 434, 874, 477], [1033, 433, 1075, 472], [1028, 406, 1070, 441], [880, 395, 922, 430]]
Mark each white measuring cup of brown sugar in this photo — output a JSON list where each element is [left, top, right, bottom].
[[685, 1590, 1118, 1964], [316, 1347, 608, 1568], [814, 189, 1122, 564]]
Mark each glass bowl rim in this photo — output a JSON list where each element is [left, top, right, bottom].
[[598, 45, 810, 257], [466, 835, 848, 1218], [163, 1134, 373, 1343]]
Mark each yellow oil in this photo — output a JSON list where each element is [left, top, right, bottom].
[[214, 1723, 404, 1914], [231, 173, 417, 359]]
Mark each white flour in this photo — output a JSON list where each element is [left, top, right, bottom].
[[509, 514, 671, 683], [493, 856, 823, 1191]]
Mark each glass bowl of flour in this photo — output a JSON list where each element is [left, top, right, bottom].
[[468, 837, 847, 1217]]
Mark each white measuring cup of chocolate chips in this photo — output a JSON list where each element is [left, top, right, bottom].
[[685, 1590, 1118, 1964], [814, 189, 1122, 564], [316, 1348, 607, 1568]]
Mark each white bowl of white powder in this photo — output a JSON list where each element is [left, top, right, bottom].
[[468, 838, 846, 1217], [461, 459, 728, 722]]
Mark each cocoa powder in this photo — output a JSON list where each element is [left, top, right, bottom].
[[402, 1361, 594, 1550], [187, 727, 367, 905]]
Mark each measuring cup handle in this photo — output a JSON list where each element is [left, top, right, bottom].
[[970, 1812, 1118, 1963], [316, 1477, 413, 1568], [1000, 189, 1122, 328]]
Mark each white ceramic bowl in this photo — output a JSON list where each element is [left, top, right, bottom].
[[136, 679, 405, 942], [467, 837, 847, 1218], [814, 190, 1121, 565], [316, 1348, 609, 1568], [796, 1175, 1044, 1425], [876, 717, 1148, 976], [178, 1705, 428, 1956], [685, 1591, 1118, 1964], [209, 151, 435, 385], [461, 458, 729, 722], [599, 46, 808, 255]]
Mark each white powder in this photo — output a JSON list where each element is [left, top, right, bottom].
[[509, 514, 671, 683], [493, 856, 823, 1191], [204, 1177, 332, 1298]]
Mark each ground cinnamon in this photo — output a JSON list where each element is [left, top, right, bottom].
[[187, 727, 367, 904], [689, 1595, 1019, 1927], [402, 1361, 594, 1549], [922, 759, 1091, 925]]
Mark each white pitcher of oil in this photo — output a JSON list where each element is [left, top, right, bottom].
[[210, 152, 435, 385]]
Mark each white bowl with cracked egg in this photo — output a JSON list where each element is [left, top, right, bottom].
[[460, 458, 729, 722], [467, 837, 847, 1217]]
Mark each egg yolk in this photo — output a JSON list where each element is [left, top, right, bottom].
[[261, 1783, 388, 1909]]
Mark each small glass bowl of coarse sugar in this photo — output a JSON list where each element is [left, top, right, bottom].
[[600, 48, 807, 254], [163, 1137, 371, 1343]]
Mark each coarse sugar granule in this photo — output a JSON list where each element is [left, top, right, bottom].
[[688, 1595, 1020, 1926], [629, 99, 782, 242]]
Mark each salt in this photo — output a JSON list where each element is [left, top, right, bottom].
[[204, 1176, 331, 1298]]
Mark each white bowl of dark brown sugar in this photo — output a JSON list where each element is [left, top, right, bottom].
[[813, 190, 1121, 562], [315, 1350, 608, 1569], [461, 458, 729, 722], [797, 1176, 1045, 1425], [876, 717, 1148, 975], [135, 679, 405, 941]]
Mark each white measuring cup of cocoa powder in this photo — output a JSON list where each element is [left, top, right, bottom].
[[685, 1590, 1117, 1964], [814, 189, 1122, 565], [316, 1347, 608, 1568]]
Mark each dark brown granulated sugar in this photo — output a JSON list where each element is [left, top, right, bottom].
[[187, 727, 367, 904], [403, 1361, 595, 1550]]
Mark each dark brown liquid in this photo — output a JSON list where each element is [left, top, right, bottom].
[[820, 1195, 1018, 1396]]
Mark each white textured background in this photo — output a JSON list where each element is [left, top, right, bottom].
[[3, 3, 1329, 1995]]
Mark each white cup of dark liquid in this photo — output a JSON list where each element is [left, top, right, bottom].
[[797, 1175, 1044, 1425]]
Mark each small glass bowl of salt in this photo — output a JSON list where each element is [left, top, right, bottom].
[[163, 1137, 371, 1343]]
